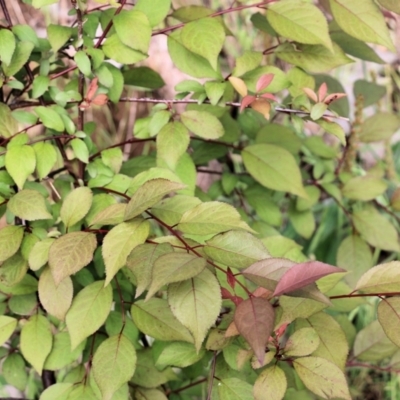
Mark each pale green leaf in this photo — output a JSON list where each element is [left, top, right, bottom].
[[102, 219, 150, 285], [242, 144, 307, 198], [33, 142, 58, 179], [92, 335, 136, 400], [126, 243, 174, 298], [60, 187, 93, 228], [204, 230, 270, 269], [156, 342, 204, 369], [3, 353, 28, 391], [218, 378, 253, 400], [378, 0, 400, 13], [353, 207, 400, 252], [288, 207, 315, 239], [2, 41, 34, 77], [32, 76, 50, 98], [342, 175, 387, 201], [0, 316, 17, 346], [0, 29, 16, 66], [181, 18, 225, 70], [20, 314, 53, 375], [156, 122, 190, 170], [254, 366, 287, 400], [266, 1, 332, 51], [181, 110, 224, 140], [336, 235, 372, 288], [28, 238, 54, 271], [5, 145, 36, 189], [125, 179, 185, 221], [378, 297, 400, 348], [70, 138, 89, 163], [114, 10, 151, 53], [284, 328, 320, 357], [135, 0, 171, 26], [317, 119, 346, 145], [168, 268, 221, 351], [40, 383, 74, 400], [146, 253, 206, 300], [47, 24, 72, 53], [131, 298, 193, 343], [233, 51, 263, 77], [177, 201, 254, 235], [90, 203, 126, 227], [39, 267, 73, 321], [0, 253, 28, 287], [35, 106, 65, 132], [293, 357, 351, 400], [276, 42, 353, 73], [74, 50, 92, 76], [101, 148, 123, 174], [48, 232, 97, 285], [66, 280, 112, 350], [7, 189, 52, 221], [359, 113, 400, 143], [32, 0, 58, 8], [103, 34, 147, 65], [0, 226, 24, 263], [329, 0, 395, 51], [0, 104, 18, 138]]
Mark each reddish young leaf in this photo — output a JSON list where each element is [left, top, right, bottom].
[[221, 287, 233, 300], [91, 94, 108, 106], [86, 77, 99, 101], [252, 287, 272, 299], [273, 261, 345, 297], [256, 73, 274, 92], [324, 93, 347, 105], [227, 267, 236, 289], [317, 82, 327, 102], [275, 322, 289, 339], [234, 297, 275, 364], [240, 95, 256, 112], [250, 98, 271, 119], [302, 87, 318, 103], [260, 93, 278, 102]]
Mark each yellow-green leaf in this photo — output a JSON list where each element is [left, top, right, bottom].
[[5, 145, 36, 189], [378, 297, 400, 348], [60, 187, 93, 228], [181, 110, 224, 140], [7, 189, 52, 221], [0, 316, 17, 346], [0, 226, 24, 263], [254, 365, 287, 400]]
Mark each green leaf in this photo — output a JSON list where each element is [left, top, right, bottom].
[[256, 123, 302, 155], [131, 298, 193, 343], [40, 383, 73, 400], [156, 342, 204, 369], [156, 122, 190, 170], [205, 81, 226, 105], [266, 1, 332, 51], [92, 335, 136, 400], [20, 314, 53, 375], [0, 104, 18, 138], [5, 145, 36, 189], [0, 253, 28, 286], [378, 0, 400, 13], [168, 268, 221, 351], [218, 378, 254, 400], [123, 66, 165, 90], [101, 148, 123, 174], [2, 41, 34, 77], [0, 226, 24, 263], [3, 353, 28, 391], [47, 24, 72, 53], [102, 219, 150, 285], [135, 0, 171, 27], [90, 203, 126, 227], [39, 267, 73, 320], [204, 230, 270, 269], [74, 50, 92, 76], [353, 207, 400, 252], [106, 64, 124, 103], [378, 297, 400, 348], [310, 102, 328, 121], [33, 142, 58, 180], [288, 207, 315, 239], [145, 252, 206, 300], [293, 357, 351, 400], [113, 10, 151, 53], [233, 51, 263, 77], [32, 76, 50, 98], [35, 106, 65, 132], [276, 42, 352, 73], [167, 31, 220, 79], [242, 144, 307, 198], [181, 110, 224, 140], [284, 328, 320, 357], [126, 243, 174, 298], [355, 261, 400, 294], [177, 201, 254, 235], [66, 280, 113, 350], [254, 366, 287, 400], [354, 80, 386, 107], [103, 34, 147, 65], [358, 113, 400, 142], [48, 232, 97, 285], [7, 189, 52, 221], [70, 138, 89, 163], [125, 179, 185, 221], [0, 29, 16, 65], [316, 119, 346, 145], [329, 0, 395, 51], [181, 18, 225, 70], [32, 0, 58, 8], [28, 238, 54, 271], [0, 316, 17, 346], [337, 235, 372, 288], [342, 175, 387, 201], [60, 187, 93, 228]]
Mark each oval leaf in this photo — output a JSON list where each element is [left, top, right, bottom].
[[181, 110, 224, 140], [7, 189, 52, 221], [377, 298, 400, 348], [60, 187, 93, 228]]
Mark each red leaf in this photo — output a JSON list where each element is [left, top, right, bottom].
[[324, 93, 347, 105], [250, 98, 271, 119], [302, 87, 318, 103], [260, 93, 278, 102], [317, 82, 327, 102], [221, 287, 233, 300], [240, 95, 256, 112], [86, 77, 99, 102], [91, 94, 108, 106], [227, 267, 236, 289], [256, 73, 274, 92], [273, 261, 346, 297], [234, 297, 275, 364], [275, 322, 289, 338]]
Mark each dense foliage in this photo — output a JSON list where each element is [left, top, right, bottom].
[[1, 0, 400, 399]]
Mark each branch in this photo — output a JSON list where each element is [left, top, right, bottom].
[[330, 291, 400, 300]]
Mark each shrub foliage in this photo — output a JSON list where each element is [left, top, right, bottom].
[[0, 0, 400, 399]]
